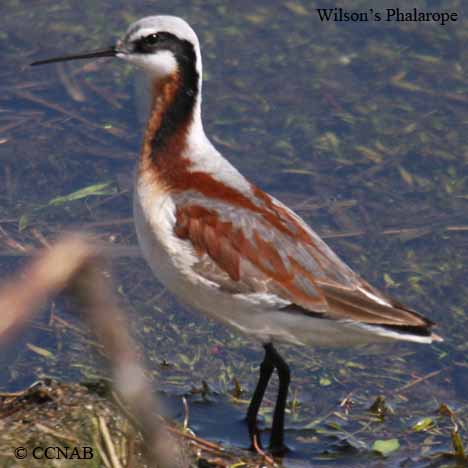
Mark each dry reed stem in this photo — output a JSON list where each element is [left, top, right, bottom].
[[0, 232, 185, 468]]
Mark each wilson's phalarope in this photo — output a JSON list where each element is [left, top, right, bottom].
[[32, 15, 442, 454]]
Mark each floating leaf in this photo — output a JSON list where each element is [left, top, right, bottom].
[[319, 376, 332, 386], [355, 145, 383, 163], [345, 360, 365, 369], [383, 273, 397, 287], [372, 438, 400, 457], [282, 168, 315, 175], [48, 182, 115, 206], [18, 214, 29, 232], [179, 353, 193, 367], [391, 79, 423, 92], [398, 166, 414, 186], [326, 421, 343, 431], [412, 417, 434, 432], [285, 1, 309, 15], [402, 122, 417, 134], [27, 343, 55, 359], [412, 53, 440, 64]]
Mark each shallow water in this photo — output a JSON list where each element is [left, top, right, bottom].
[[1, 0, 467, 466]]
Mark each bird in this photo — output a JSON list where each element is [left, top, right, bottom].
[[31, 15, 442, 455]]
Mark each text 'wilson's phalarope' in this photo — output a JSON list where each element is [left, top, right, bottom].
[[32, 15, 442, 455]]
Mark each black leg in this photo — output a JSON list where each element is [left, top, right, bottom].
[[246, 343, 290, 455], [266, 343, 290, 455], [246, 344, 274, 449]]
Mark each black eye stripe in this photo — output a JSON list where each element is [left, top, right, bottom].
[[133, 34, 158, 53], [132, 31, 195, 63], [133, 32, 170, 53], [144, 33, 159, 45]]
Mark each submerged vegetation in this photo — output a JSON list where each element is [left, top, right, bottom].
[[0, 0, 467, 466]]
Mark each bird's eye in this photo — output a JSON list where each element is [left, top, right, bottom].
[[133, 32, 163, 53], [144, 33, 159, 45]]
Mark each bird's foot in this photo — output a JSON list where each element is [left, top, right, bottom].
[[249, 432, 290, 458]]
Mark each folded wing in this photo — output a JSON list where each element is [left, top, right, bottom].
[[172, 188, 438, 339]]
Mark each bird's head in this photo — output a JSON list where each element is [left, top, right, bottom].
[[32, 15, 201, 81]]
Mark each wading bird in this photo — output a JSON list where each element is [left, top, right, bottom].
[[32, 16, 442, 455]]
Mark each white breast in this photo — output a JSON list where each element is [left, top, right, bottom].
[[133, 173, 203, 288], [133, 171, 290, 342]]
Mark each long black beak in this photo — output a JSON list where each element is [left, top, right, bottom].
[[31, 46, 118, 66]]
